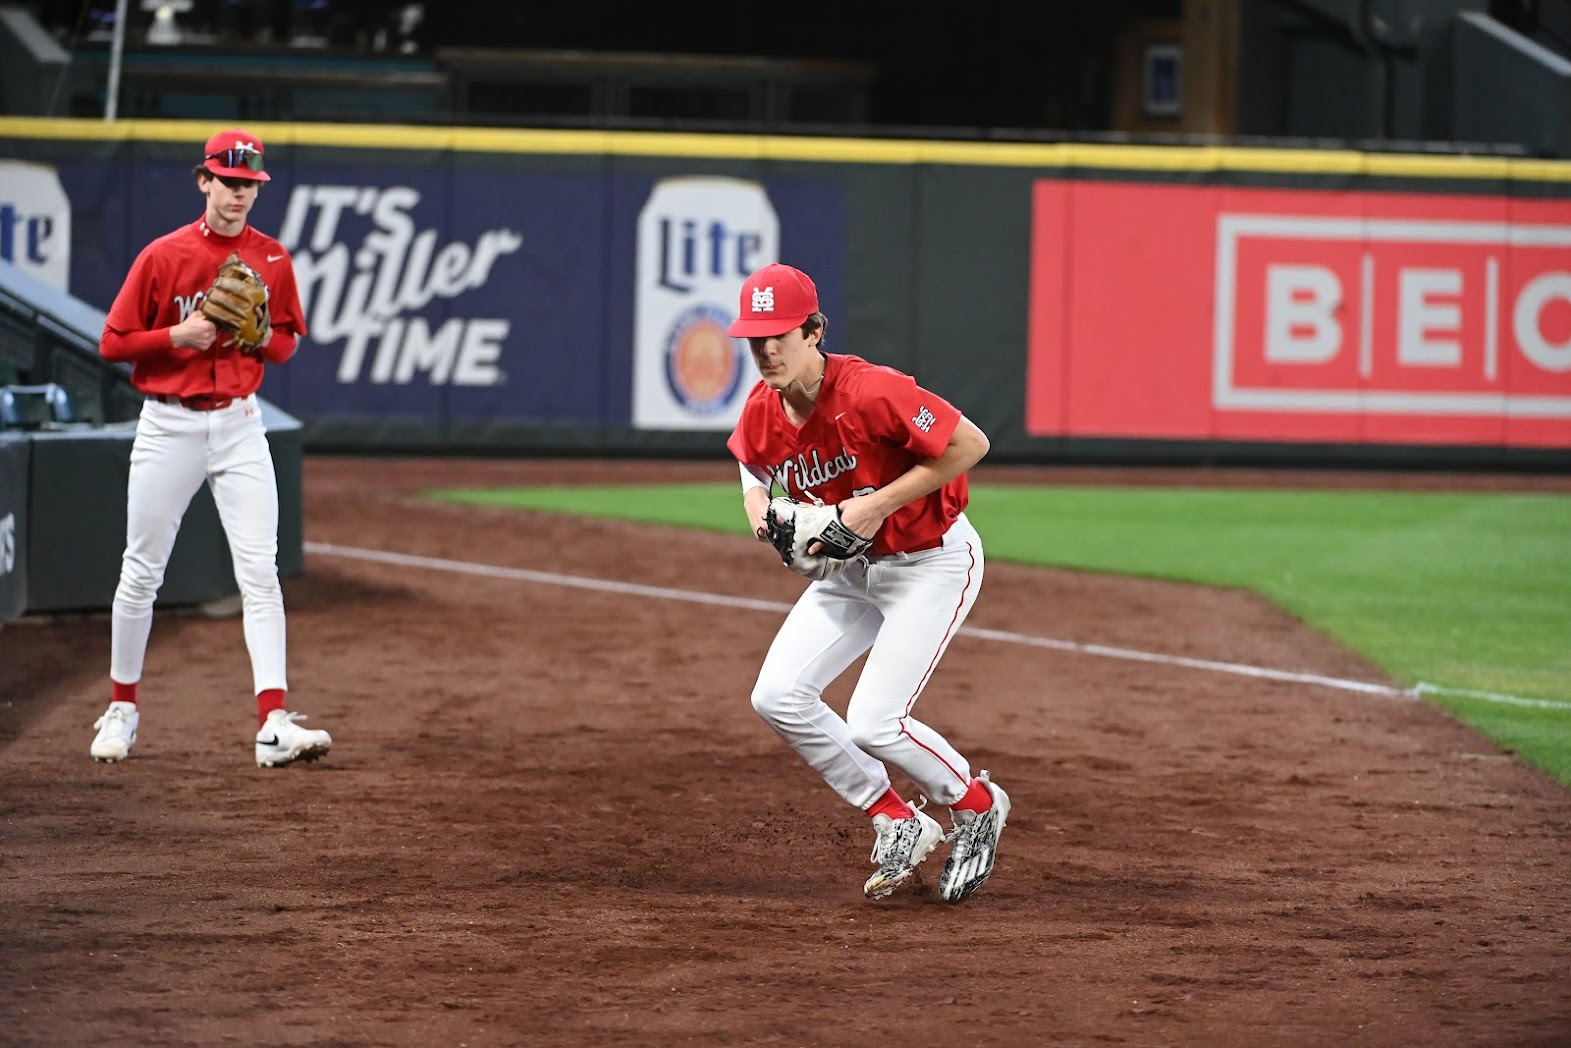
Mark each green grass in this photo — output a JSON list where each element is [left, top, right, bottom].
[[428, 482, 1571, 786]]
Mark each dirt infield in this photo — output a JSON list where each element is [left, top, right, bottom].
[[3, 457, 1569, 1047]]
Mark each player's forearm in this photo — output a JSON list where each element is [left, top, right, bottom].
[[742, 485, 771, 536], [99, 327, 177, 362], [255, 329, 297, 364], [739, 462, 773, 537], [867, 416, 990, 515]]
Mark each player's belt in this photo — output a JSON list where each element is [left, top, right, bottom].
[[150, 393, 235, 411], [868, 536, 946, 559]]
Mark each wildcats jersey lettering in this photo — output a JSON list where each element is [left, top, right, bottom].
[[727, 353, 969, 556], [776, 447, 858, 490]]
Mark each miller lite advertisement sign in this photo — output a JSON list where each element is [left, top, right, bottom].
[[632, 177, 779, 430]]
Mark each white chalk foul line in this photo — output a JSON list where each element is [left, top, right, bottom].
[[1415, 682, 1571, 711], [959, 625, 1416, 699], [306, 541, 793, 614], [304, 541, 1568, 711]]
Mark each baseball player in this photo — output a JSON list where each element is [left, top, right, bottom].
[[725, 262, 1009, 901], [89, 128, 331, 768]]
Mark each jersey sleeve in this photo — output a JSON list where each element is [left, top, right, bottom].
[[738, 461, 770, 494], [725, 386, 770, 466], [102, 245, 162, 338], [858, 366, 962, 460], [264, 252, 308, 340]]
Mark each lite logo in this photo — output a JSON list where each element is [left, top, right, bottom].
[[654, 214, 766, 295], [1215, 214, 1571, 416], [278, 184, 523, 386], [0, 162, 72, 292], [0, 512, 15, 576], [0, 205, 53, 267]]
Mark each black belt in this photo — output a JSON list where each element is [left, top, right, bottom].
[[151, 394, 235, 412]]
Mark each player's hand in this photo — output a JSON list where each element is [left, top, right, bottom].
[[170, 314, 219, 351], [819, 494, 886, 555]]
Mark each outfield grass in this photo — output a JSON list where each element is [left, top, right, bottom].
[[428, 482, 1571, 786]]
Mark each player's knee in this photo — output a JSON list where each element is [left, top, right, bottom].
[[232, 562, 280, 598], [751, 679, 818, 725], [750, 682, 785, 724], [846, 710, 902, 753], [115, 556, 164, 604]]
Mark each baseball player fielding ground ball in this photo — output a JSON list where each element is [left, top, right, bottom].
[[726, 263, 1009, 902], [90, 128, 331, 769]]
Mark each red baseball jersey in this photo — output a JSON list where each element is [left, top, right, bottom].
[[101, 218, 307, 399], [727, 353, 970, 556]]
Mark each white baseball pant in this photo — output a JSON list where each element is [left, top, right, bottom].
[[750, 513, 984, 811], [110, 394, 286, 695]]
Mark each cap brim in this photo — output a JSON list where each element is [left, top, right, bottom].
[[203, 160, 271, 182], [727, 314, 809, 337]]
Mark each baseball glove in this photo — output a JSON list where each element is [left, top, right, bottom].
[[200, 251, 271, 351], [764, 496, 875, 580]]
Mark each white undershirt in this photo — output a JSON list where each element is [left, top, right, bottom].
[[739, 462, 770, 493]]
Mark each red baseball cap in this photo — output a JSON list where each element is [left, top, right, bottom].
[[201, 128, 270, 182], [727, 263, 819, 337]]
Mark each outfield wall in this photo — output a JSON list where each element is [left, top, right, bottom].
[[2, 118, 1570, 467]]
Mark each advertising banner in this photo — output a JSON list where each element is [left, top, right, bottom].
[[632, 177, 779, 431], [0, 160, 71, 291], [260, 167, 550, 424], [1027, 181, 1571, 447], [0, 434, 28, 624], [1, 144, 844, 435]]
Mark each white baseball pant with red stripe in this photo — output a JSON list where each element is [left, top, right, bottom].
[[749, 513, 984, 811]]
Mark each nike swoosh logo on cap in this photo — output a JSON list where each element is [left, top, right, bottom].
[[267, 254, 285, 262]]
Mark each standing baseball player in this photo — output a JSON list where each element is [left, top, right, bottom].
[[726, 262, 1009, 901], [89, 128, 331, 768]]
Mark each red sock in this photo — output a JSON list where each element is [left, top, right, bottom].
[[866, 788, 914, 821], [952, 777, 994, 815], [257, 689, 287, 729], [112, 680, 137, 705]]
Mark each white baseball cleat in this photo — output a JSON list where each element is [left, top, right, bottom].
[[863, 803, 945, 900], [255, 709, 332, 768], [938, 771, 1011, 903], [90, 701, 140, 762]]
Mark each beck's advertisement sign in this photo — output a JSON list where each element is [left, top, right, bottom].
[[1027, 181, 1571, 447]]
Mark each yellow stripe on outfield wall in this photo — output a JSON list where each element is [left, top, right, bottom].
[[2, 116, 1567, 182]]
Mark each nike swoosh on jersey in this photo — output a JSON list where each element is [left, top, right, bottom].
[[267, 254, 285, 262]]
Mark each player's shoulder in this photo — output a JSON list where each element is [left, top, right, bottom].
[[829, 353, 914, 392], [140, 221, 198, 256], [128, 224, 196, 276], [231, 228, 289, 267], [241, 227, 288, 255]]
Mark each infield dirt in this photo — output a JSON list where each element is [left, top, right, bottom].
[[2, 457, 1569, 1047]]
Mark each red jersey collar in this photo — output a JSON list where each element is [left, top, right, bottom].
[[197, 218, 247, 243]]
